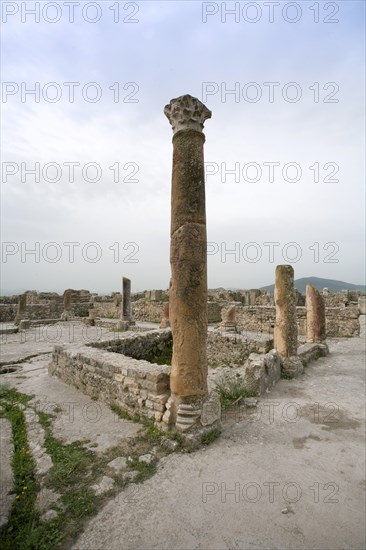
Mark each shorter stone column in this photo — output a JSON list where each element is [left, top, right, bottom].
[[61, 289, 73, 321], [84, 308, 98, 326], [14, 293, 27, 326], [117, 277, 135, 329], [220, 303, 239, 333], [306, 284, 326, 343], [274, 265, 303, 377], [160, 303, 170, 329]]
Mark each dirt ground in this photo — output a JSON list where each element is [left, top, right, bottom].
[[1, 324, 365, 549], [73, 336, 366, 550]]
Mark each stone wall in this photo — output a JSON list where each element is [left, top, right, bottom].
[[91, 330, 172, 362], [322, 289, 364, 307], [234, 304, 361, 338], [0, 304, 17, 322], [49, 331, 171, 422], [208, 302, 222, 323], [92, 302, 120, 319], [0, 291, 92, 323], [132, 301, 164, 323], [206, 333, 273, 368]]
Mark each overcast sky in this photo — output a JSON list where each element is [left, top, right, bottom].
[[1, 0, 365, 294]]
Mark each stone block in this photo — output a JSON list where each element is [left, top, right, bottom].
[[201, 392, 221, 426], [298, 342, 329, 366], [281, 356, 304, 378], [359, 315, 366, 338], [244, 351, 281, 395], [91, 476, 115, 495], [107, 457, 127, 473], [358, 297, 366, 315], [153, 403, 165, 413]]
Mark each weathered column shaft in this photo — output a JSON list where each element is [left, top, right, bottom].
[[306, 284, 326, 343], [122, 277, 131, 320], [63, 289, 72, 311], [165, 95, 211, 401], [14, 293, 27, 326], [274, 265, 298, 358]]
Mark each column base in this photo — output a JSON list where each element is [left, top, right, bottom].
[[162, 392, 221, 432], [281, 356, 304, 378]]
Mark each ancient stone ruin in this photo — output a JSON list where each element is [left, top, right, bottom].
[[117, 277, 135, 330], [306, 283, 326, 343], [274, 265, 303, 377], [163, 94, 220, 432]]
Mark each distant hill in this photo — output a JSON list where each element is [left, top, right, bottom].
[[261, 277, 366, 295]]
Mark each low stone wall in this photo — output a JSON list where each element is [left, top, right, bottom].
[[208, 302, 222, 323], [234, 305, 360, 338], [235, 306, 275, 334], [91, 330, 172, 362], [92, 302, 120, 319], [324, 306, 360, 337], [49, 331, 171, 422], [0, 304, 17, 322], [243, 342, 329, 397], [207, 333, 272, 368], [132, 301, 164, 323]]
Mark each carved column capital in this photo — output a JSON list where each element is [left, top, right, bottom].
[[164, 94, 211, 135]]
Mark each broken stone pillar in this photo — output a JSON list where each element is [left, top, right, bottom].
[[163, 94, 220, 431], [14, 293, 27, 326], [150, 290, 163, 301], [306, 284, 326, 343], [117, 277, 135, 329], [220, 303, 239, 333], [84, 308, 98, 326], [160, 303, 170, 329], [249, 289, 260, 305], [61, 289, 73, 321], [122, 277, 131, 320], [274, 265, 303, 377], [358, 297, 366, 339]]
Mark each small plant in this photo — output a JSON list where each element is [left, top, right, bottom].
[[201, 427, 221, 445], [215, 373, 254, 410], [150, 340, 173, 366]]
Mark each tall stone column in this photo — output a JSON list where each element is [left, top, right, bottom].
[[164, 94, 219, 431], [274, 265, 303, 377], [306, 283, 326, 343]]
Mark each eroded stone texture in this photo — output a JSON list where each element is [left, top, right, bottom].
[[274, 265, 303, 377], [165, 94, 215, 430], [306, 283, 326, 343], [160, 303, 170, 329]]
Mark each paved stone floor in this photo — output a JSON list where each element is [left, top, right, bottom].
[[1, 326, 365, 549], [72, 337, 365, 550]]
